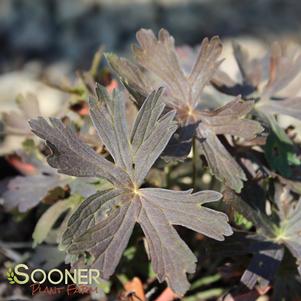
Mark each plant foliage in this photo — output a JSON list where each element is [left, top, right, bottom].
[[29, 86, 232, 296], [1, 28, 301, 300]]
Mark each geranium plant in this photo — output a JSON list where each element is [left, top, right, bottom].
[[2, 28, 301, 300]]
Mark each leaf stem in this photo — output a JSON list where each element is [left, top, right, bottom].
[[192, 136, 197, 190], [164, 164, 171, 188]]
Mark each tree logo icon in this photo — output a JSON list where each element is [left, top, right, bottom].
[[6, 267, 17, 284]]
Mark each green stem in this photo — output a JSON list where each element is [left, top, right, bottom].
[[164, 164, 171, 188], [192, 136, 197, 190]]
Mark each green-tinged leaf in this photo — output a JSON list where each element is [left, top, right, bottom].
[[123, 246, 136, 261], [2, 173, 62, 212], [275, 198, 301, 275], [69, 178, 109, 197], [16, 93, 41, 119], [3, 93, 41, 136], [225, 184, 301, 289], [265, 131, 298, 176], [223, 188, 274, 237], [190, 274, 221, 291], [228, 189, 285, 290], [288, 152, 301, 166], [183, 288, 224, 301], [234, 212, 253, 230], [97, 279, 111, 294], [89, 46, 104, 78], [22, 138, 36, 154], [264, 114, 300, 177], [33, 194, 83, 247]]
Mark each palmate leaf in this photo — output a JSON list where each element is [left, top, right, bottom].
[[29, 116, 131, 187], [232, 42, 262, 89], [197, 98, 263, 191], [0, 93, 42, 155], [257, 42, 301, 119], [104, 52, 156, 107], [224, 186, 301, 290], [29, 87, 232, 296], [272, 269, 301, 301], [223, 188, 285, 290], [1, 152, 101, 212], [275, 192, 301, 276], [133, 29, 222, 109], [2, 172, 62, 212], [106, 29, 263, 192], [258, 97, 301, 121], [240, 239, 284, 290], [197, 125, 246, 192], [1, 152, 64, 212], [32, 194, 84, 247], [3, 93, 41, 135], [213, 41, 301, 121]]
